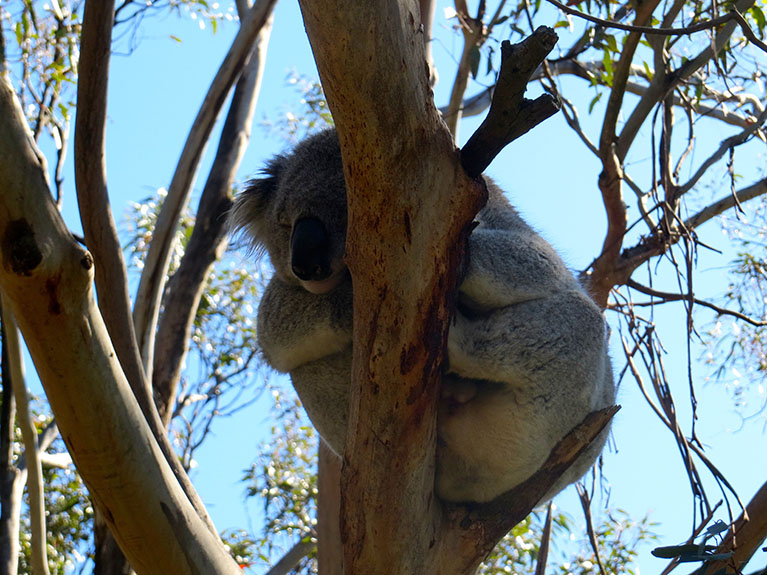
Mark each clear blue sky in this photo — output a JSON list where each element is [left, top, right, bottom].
[[27, 0, 767, 572]]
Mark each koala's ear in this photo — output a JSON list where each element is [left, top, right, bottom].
[[230, 155, 287, 250]]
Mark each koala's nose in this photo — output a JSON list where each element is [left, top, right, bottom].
[[291, 217, 332, 281]]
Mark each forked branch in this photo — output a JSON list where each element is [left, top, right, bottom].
[[460, 26, 561, 178]]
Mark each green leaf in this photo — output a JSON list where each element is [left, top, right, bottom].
[[602, 48, 614, 86], [642, 60, 653, 81], [605, 33, 618, 53], [589, 91, 603, 113], [469, 45, 481, 79], [749, 5, 766, 33]]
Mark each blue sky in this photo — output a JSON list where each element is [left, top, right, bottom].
[[21, 0, 767, 572]]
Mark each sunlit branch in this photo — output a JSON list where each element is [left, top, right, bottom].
[[617, 0, 757, 160], [264, 539, 316, 575], [626, 279, 767, 327], [546, 0, 765, 50], [132, 0, 277, 381], [685, 179, 767, 231], [75, 0, 154, 422], [677, 108, 767, 198], [0, 300, 49, 575], [152, 10, 274, 427], [444, 0, 487, 139]]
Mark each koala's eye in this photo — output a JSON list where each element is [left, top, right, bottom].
[[276, 212, 291, 228]]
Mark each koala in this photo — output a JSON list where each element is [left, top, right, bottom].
[[231, 128, 615, 503]]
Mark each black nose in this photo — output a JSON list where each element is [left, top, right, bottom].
[[291, 218, 332, 281]]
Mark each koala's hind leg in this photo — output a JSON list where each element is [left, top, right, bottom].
[[458, 228, 579, 313], [447, 289, 606, 389]]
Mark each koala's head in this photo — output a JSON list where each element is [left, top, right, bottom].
[[231, 129, 349, 294]]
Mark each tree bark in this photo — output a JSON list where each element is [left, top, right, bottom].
[[300, 1, 483, 572], [0, 301, 49, 575], [317, 443, 342, 574], [0, 73, 241, 575], [153, 13, 273, 425], [93, 509, 133, 575], [296, 3, 619, 573], [0, 331, 21, 575]]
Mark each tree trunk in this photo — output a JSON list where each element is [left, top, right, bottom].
[[0, 340, 21, 575], [317, 443, 342, 574], [93, 509, 133, 575], [0, 70, 241, 575]]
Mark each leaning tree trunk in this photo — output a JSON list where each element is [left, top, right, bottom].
[[297, 2, 614, 573]]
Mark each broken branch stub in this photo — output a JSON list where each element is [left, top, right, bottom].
[[461, 26, 561, 178]]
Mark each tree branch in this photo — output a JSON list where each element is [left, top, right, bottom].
[[454, 61, 764, 131], [546, 0, 762, 41], [0, 73, 242, 575], [684, 179, 767, 230], [132, 0, 276, 380], [616, 0, 756, 160], [75, 0, 154, 442], [693, 481, 767, 575], [0, 307, 21, 575], [74, 0, 219, 538], [317, 443, 343, 575], [299, 1, 486, 572], [444, 1, 487, 140], [587, 0, 662, 306], [626, 279, 767, 327], [595, 176, 767, 291], [677, 108, 767, 198], [438, 406, 619, 573], [461, 27, 560, 178], [264, 539, 316, 575], [0, 299, 50, 575], [152, 11, 274, 427]]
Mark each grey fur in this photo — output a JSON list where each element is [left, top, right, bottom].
[[231, 129, 615, 503]]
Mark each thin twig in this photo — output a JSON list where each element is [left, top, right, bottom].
[[677, 108, 767, 198], [546, 0, 765, 51], [534, 502, 554, 575], [577, 483, 608, 575], [627, 279, 767, 327]]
